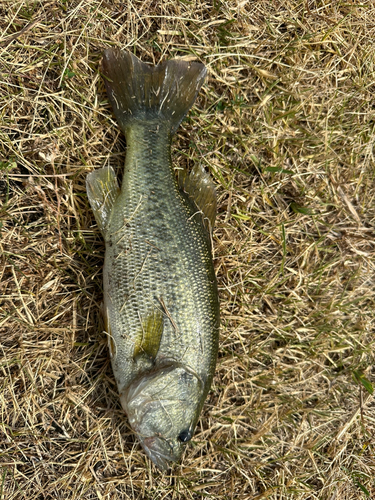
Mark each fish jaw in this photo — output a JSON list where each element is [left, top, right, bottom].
[[140, 436, 182, 471]]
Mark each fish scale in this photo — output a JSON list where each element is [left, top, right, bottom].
[[87, 49, 219, 469], [105, 122, 217, 392]]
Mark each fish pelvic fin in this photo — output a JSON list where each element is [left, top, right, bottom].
[[86, 166, 120, 236], [178, 163, 217, 234], [102, 49, 207, 135], [133, 308, 164, 362]]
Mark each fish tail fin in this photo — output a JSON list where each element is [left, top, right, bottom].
[[101, 49, 207, 134]]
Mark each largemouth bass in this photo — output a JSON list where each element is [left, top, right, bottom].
[[86, 49, 220, 470]]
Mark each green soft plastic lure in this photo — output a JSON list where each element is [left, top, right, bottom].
[[86, 49, 219, 470]]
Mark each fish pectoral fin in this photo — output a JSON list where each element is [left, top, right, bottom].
[[86, 166, 120, 235], [133, 308, 164, 361], [179, 163, 217, 234]]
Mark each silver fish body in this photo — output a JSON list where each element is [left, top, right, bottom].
[[87, 49, 219, 470]]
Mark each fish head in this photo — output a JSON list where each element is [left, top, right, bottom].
[[120, 363, 203, 470]]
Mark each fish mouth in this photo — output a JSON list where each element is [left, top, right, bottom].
[[140, 436, 181, 471]]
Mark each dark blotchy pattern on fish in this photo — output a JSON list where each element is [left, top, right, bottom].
[[105, 123, 219, 390]]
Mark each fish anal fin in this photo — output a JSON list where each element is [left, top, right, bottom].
[[86, 166, 120, 236], [179, 164, 217, 233], [133, 308, 164, 361]]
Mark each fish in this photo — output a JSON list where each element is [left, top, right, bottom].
[[86, 48, 220, 470]]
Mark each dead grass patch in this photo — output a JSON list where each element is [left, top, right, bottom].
[[1, 1, 375, 499]]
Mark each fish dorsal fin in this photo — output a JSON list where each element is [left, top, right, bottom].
[[86, 166, 120, 236], [179, 164, 217, 234], [133, 308, 164, 362]]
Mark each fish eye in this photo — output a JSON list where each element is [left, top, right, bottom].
[[178, 429, 192, 443]]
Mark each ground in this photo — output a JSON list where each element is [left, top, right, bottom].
[[1, 1, 375, 499]]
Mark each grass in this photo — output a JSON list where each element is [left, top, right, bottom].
[[1, 0, 375, 498]]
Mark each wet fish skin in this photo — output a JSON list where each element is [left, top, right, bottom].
[[87, 49, 219, 470]]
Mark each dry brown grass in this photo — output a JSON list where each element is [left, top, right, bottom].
[[1, 0, 375, 498]]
